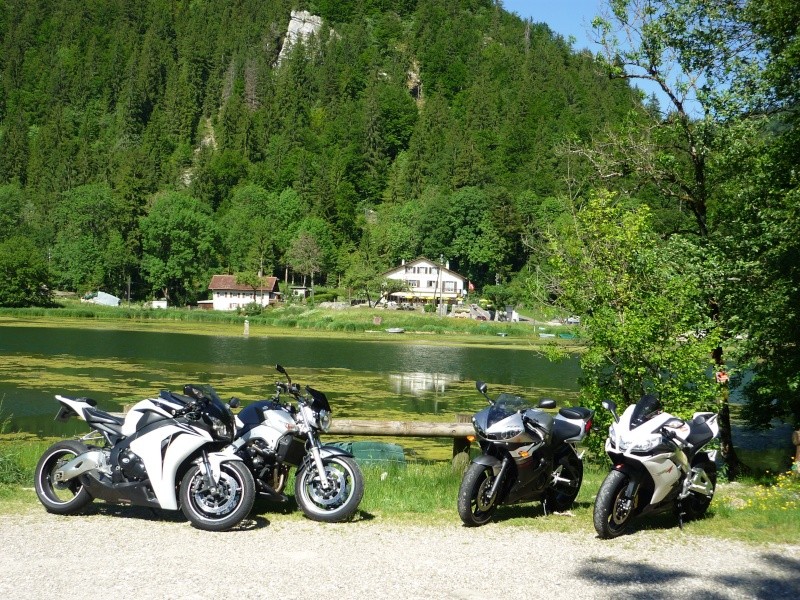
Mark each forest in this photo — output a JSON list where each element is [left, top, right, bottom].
[[1, 0, 799, 467]]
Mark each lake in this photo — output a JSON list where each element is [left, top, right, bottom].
[[0, 323, 581, 455]]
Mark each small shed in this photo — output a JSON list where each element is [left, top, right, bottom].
[[83, 291, 121, 307]]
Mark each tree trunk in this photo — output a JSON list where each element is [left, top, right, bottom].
[[713, 347, 742, 479]]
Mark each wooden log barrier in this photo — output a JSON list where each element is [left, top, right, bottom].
[[329, 418, 475, 461]]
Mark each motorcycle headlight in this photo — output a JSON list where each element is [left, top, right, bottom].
[[488, 427, 523, 441], [210, 416, 232, 441], [317, 409, 331, 433], [629, 434, 663, 453]]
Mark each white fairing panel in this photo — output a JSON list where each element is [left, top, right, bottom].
[[121, 398, 183, 436], [128, 423, 210, 510]]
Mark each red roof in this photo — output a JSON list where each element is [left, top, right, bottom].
[[208, 275, 278, 292]]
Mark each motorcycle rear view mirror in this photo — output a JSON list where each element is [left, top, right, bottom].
[[602, 399, 620, 423], [476, 381, 487, 394], [276, 364, 286, 375]]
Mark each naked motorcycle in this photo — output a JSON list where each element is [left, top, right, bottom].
[[593, 394, 719, 538], [34, 385, 255, 531], [230, 364, 364, 522], [457, 381, 593, 526]]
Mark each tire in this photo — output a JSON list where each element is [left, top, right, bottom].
[[544, 447, 584, 512], [294, 456, 364, 522], [593, 470, 636, 539], [180, 461, 255, 532], [34, 440, 94, 515], [682, 460, 717, 521], [457, 462, 499, 527]]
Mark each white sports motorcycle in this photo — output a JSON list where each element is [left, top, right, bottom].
[[593, 394, 719, 538], [34, 385, 256, 531]]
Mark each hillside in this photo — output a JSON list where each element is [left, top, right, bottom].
[[0, 0, 640, 303]]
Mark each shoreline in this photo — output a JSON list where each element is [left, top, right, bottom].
[[0, 312, 586, 351]]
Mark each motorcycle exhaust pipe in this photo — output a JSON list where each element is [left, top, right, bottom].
[[54, 450, 106, 483]]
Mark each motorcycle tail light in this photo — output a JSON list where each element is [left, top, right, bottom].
[[585, 419, 593, 433]]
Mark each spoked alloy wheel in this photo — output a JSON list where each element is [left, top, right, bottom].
[[294, 456, 364, 522], [457, 462, 499, 527], [34, 440, 94, 514], [593, 469, 636, 539], [180, 461, 255, 531]]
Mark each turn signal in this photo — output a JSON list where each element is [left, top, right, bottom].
[[519, 450, 529, 458], [466, 435, 476, 442]]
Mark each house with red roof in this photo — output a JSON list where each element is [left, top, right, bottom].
[[207, 275, 279, 311]]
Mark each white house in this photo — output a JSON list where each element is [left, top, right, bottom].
[[382, 258, 467, 304], [207, 275, 279, 311]]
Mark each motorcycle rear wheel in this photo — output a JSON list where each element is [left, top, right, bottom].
[[457, 462, 499, 527], [682, 460, 717, 520], [544, 447, 584, 512], [294, 456, 364, 522], [593, 470, 636, 539], [179, 461, 255, 532], [34, 440, 94, 515]]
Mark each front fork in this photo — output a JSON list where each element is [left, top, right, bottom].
[[307, 434, 331, 490], [487, 456, 511, 501]]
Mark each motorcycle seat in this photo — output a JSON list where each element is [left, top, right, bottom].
[[686, 414, 714, 449], [558, 406, 592, 420], [84, 406, 124, 429]]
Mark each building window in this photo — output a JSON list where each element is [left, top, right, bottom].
[[427, 280, 436, 288], [408, 280, 420, 288], [443, 281, 456, 292]]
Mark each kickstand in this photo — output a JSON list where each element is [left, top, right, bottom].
[[542, 498, 548, 517], [677, 501, 684, 530]]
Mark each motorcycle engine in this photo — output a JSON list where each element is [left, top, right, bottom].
[[119, 449, 147, 481]]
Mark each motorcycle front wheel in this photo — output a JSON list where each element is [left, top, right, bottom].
[[457, 462, 499, 527], [34, 440, 94, 515], [294, 456, 364, 522], [593, 469, 636, 539], [179, 461, 255, 532]]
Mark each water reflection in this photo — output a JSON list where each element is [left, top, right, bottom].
[[388, 372, 461, 395]]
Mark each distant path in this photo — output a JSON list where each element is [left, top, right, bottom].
[[1, 507, 798, 599]]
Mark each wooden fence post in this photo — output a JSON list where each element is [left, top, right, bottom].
[[792, 430, 800, 476], [451, 413, 473, 472]]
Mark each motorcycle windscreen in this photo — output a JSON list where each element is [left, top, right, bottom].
[[482, 394, 532, 426], [306, 386, 332, 413], [630, 394, 662, 428]]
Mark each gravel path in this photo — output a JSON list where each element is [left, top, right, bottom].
[[1, 506, 798, 599]]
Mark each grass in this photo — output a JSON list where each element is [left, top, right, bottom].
[[3, 433, 798, 544], [0, 300, 584, 349]]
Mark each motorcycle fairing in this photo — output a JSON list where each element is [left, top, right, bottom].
[[122, 397, 186, 436], [128, 421, 211, 510]]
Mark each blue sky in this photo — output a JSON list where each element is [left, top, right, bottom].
[[501, 0, 603, 52], [501, 1, 672, 109]]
